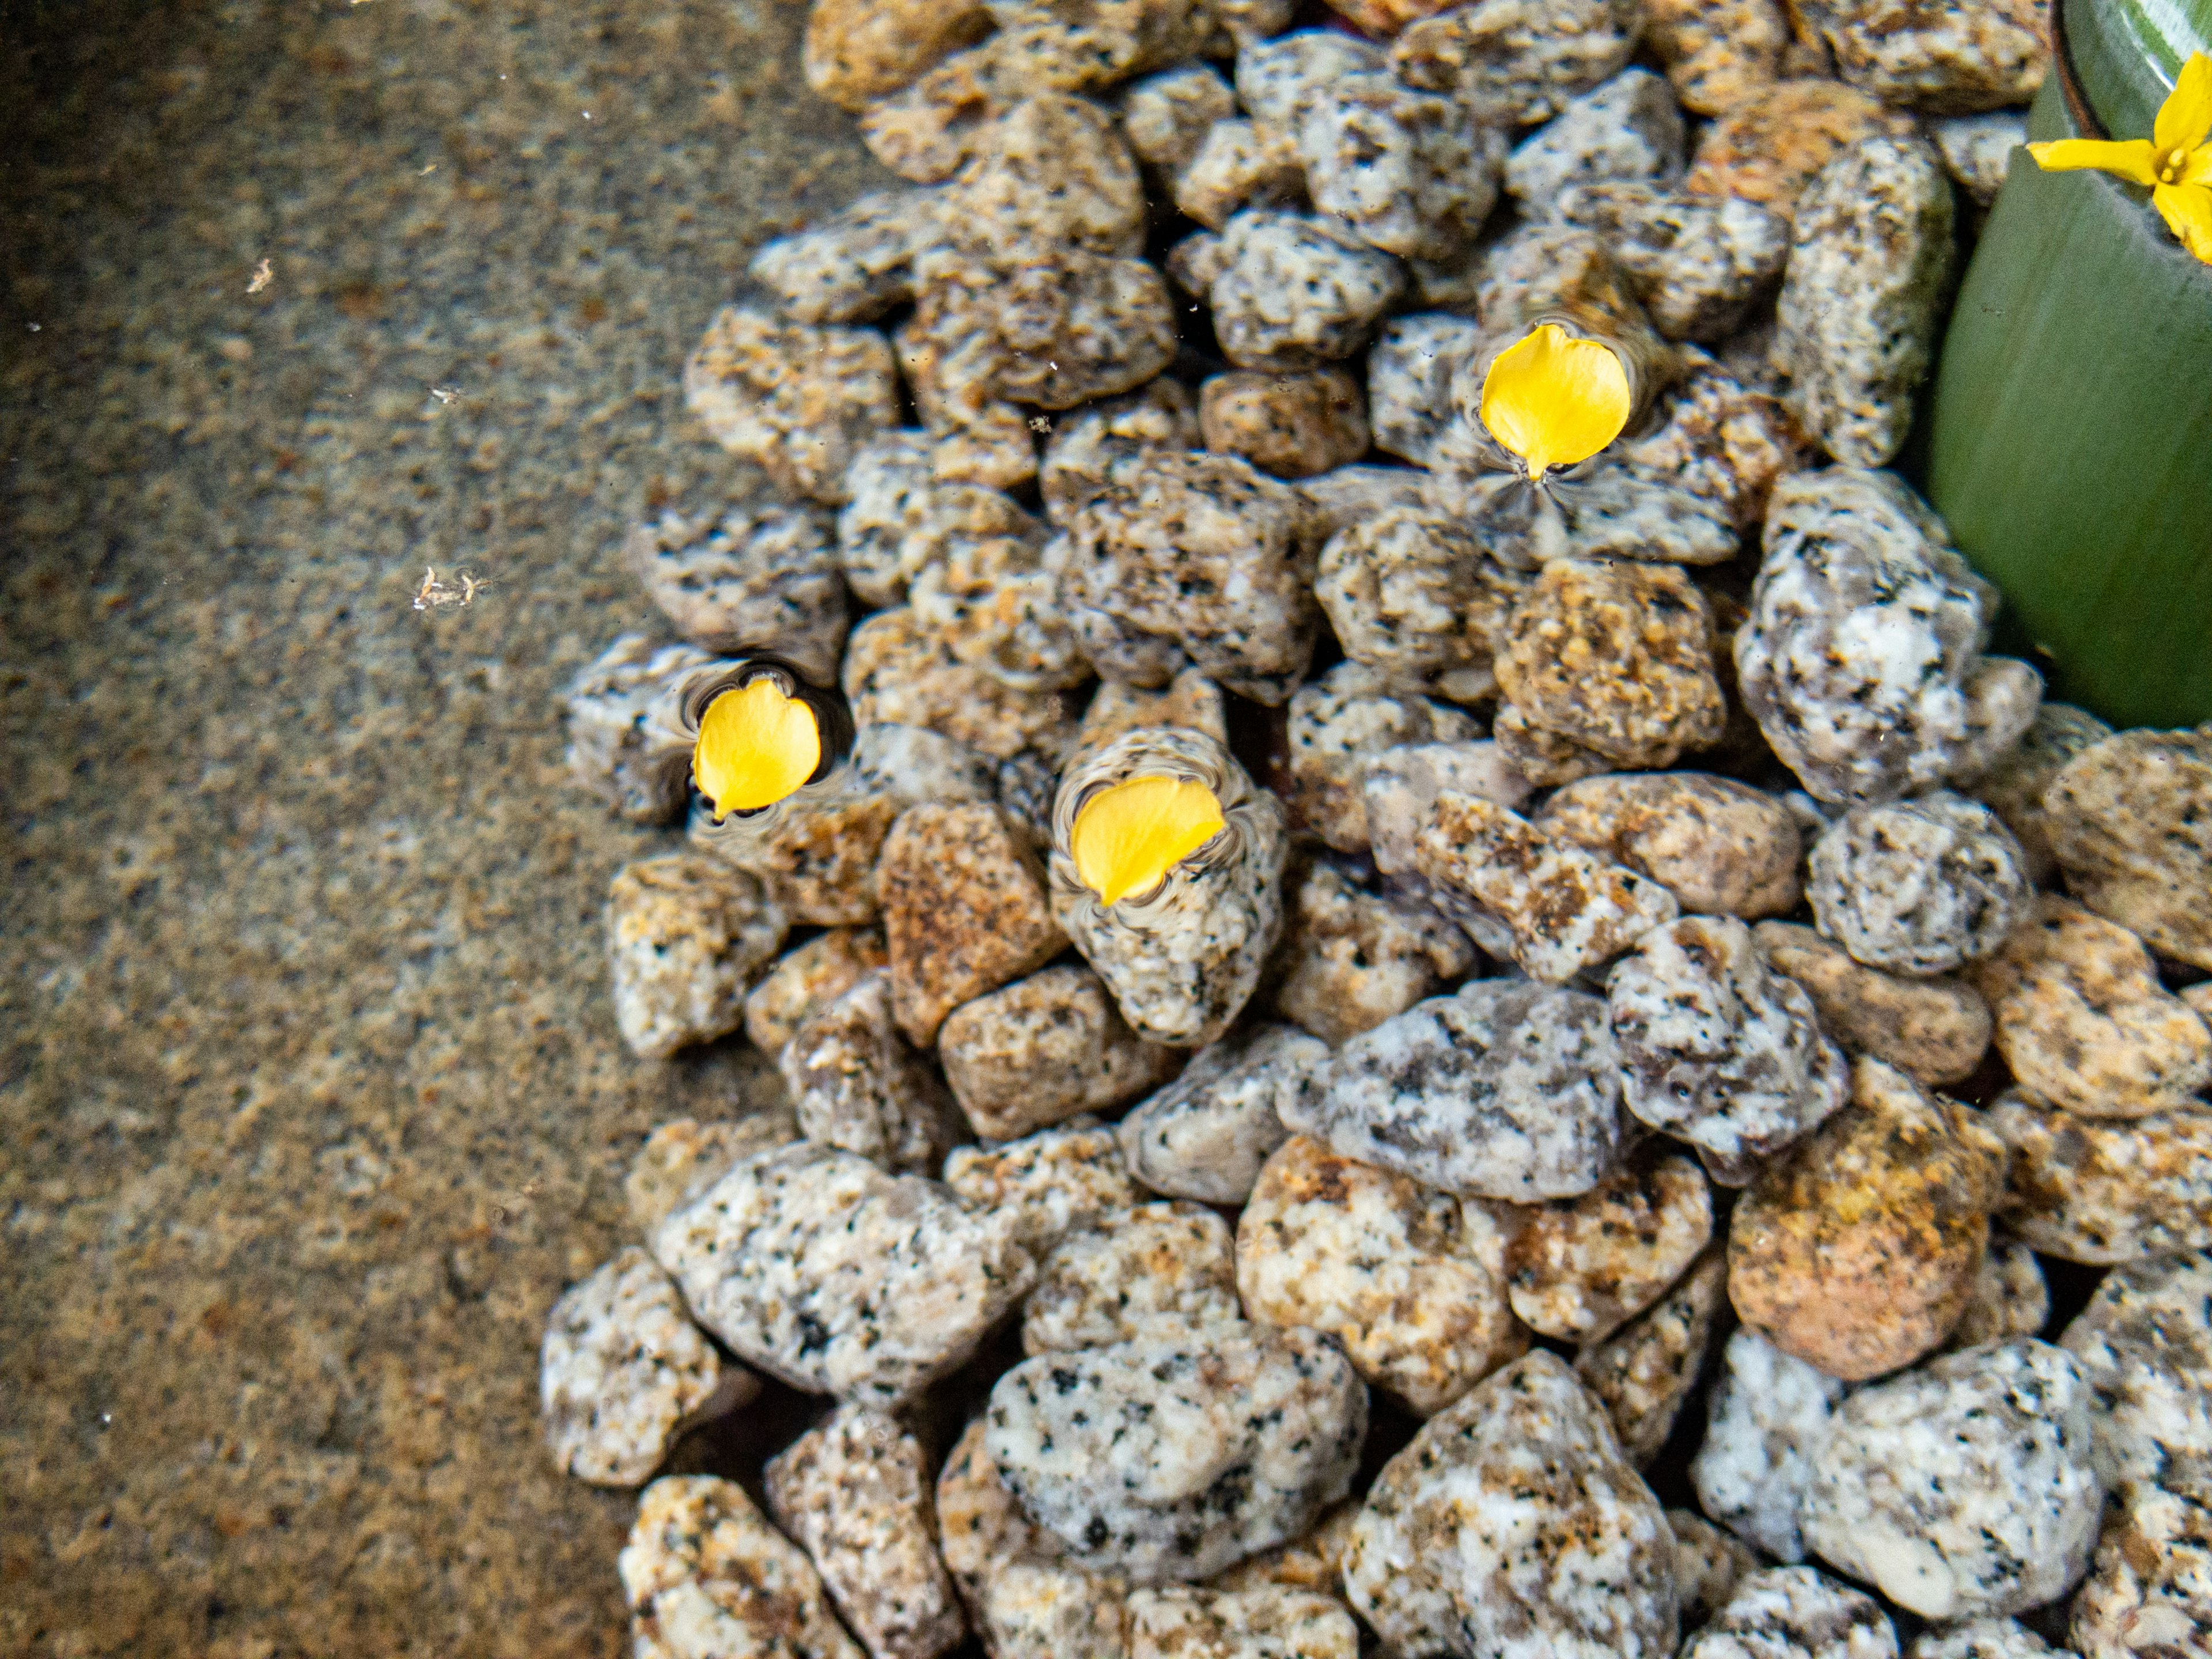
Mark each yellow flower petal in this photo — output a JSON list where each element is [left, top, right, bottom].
[[2153, 181, 2212, 264], [1071, 775, 1225, 906], [2180, 143, 2212, 188], [1478, 323, 1633, 483], [2154, 52, 2212, 156], [694, 677, 822, 816], [2027, 138, 2161, 184]]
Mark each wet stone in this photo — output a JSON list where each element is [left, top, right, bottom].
[[1728, 1058, 2008, 1381], [1577, 1244, 1730, 1465], [745, 928, 890, 1059], [1609, 915, 1850, 1184], [1680, 1566, 1897, 1659], [1060, 448, 1323, 704], [1296, 463, 1435, 541], [1667, 1508, 1764, 1631], [1773, 135, 1956, 468], [1949, 1236, 2051, 1351], [619, 1475, 863, 1659], [1618, 351, 1815, 532], [1267, 859, 1476, 1046], [1803, 1340, 2103, 1620], [1038, 378, 1201, 524], [684, 306, 902, 505], [835, 430, 939, 608], [608, 855, 789, 1062], [879, 801, 1066, 1048], [904, 498, 1085, 696], [1234, 31, 1384, 130], [856, 40, 1021, 185], [2060, 1250, 2212, 1487], [940, 964, 1180, 1142], [1506, 1151, 1714, 1342], [944, 94, 1145, 263], [1471, 218, 1659, 345], [624, 494, 847, 682], [1292, 976, 1629, 1202], [1956, 701, 2112, 885], [1691, 1328, 1853, 1562], [1642, 0, 1794, 115], [1929, 111, 2028, 207], [1414, 793, 1681, 986], [804, 0, 993, 111], [1237, 1134, 1527, 1415], [626, 1113, 802, 1238], [1116, 1022, 1330, 1206], [1365, 312, 1485, 468], [1555, 181, 1790, 342], [1294, 71, 1501, 263], [1988, 1090, 2212, 1266], [1342, 1350, 1679, 1659], [1124, 1585, 1359, 1659], [844, 608, 1081, 763], [1736, 468, 2011, 806], [1068, 671, 1229, 766], [1498, 558, 1728, 770], [1794, 0, 2047, 115], [1506, 70, 1687, 213], [651, 1142, 1037, 1406], [750, 187, 937, 324], [1388, 0, 1643, 127], [1198, 368, 1370, 480], [1122, 63, 1237, 171], [1967, 896, 2212, 1120], [781, 971, 960, 1176], [764, 1404, 968, 1659], [1022, 1200, 1244, 1356], [2069, 1460, 2212, 1659], [1539, 772, 1802, 920], [542, 1247, 733, 1488], [1315, 506, 1527, 706], [1806, 794, 2031, 978], [1683, 79, 1916, 221], [1755, 922, 1993, 1088], [985, 1325, 1368, 1583], [2044, 724, 2212, 973], [1286, 662, 1480, 851], [566, 635, 719, 825], [1196, 210, 1405, 372], [941, 1117, 1142, 1257], [1169, 117, 1308, 232]]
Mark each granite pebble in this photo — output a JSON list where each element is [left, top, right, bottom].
[[1116, 1022, 1328, 1206], [1266, 858, 1476, 1046], [939, 964, 1181, 1142], [1753, 922, 1993, 1088], [1806, 794, 2031, 978], [608, 854, 790, 1061], [1692, 1328, 1852, 1562], [781, 970, 962, 1175], [1506, 1151, 1714, 1341], [1987, 1090, 2212, 1264], [942, 1117, 1142, 1257], [1022, 1200, 1244, 1356]]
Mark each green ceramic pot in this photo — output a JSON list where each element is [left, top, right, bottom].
[[1923, 0, 2212, 729]]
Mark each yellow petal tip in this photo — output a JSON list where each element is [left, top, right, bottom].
[[694, 677, 822, 817], [1478, 323, 1633, 483], [1071, 775, 1225, 906]]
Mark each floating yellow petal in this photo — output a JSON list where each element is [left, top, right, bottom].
[[2154, 52, 2212, 156], [1478, 323, 1633, 483], [2154, 182, 2212, 262], [694, 677, 822, 816], [1071, 775, 1225, 906], [2028, 137, 2160, 184]]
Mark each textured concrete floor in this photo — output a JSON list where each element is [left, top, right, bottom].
[[0, 2, 879, 1651]]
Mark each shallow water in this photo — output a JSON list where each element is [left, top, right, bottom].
[[0, 2, 870, 1649]]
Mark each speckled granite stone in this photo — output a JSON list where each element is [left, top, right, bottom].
[[1342, 1349, 1679, 1659], [1266, 859, 1476, 1045], [2070, 1458, 2212, 1659], [1806, 794, 2030, 978], [2061, 1251, 2212, 1487], [2044, 725, 2212, 973], [620, 1475, 865, 1659], [986, 1327, 1368, 1583], [1538, 773, 1802, 920], [1506, 1152, 1713, 1342], [1681, 1567, 1897, 1659], [1022, 1201, 1244, 1356], [1388, 0, 1643, 126], [1286, 662, 1481, 851], [1986, 1090, 2212, 1264], [1116, 1024, 1328, 1206], [1692, 1329, 1853, 1562], [1577, 1246, 1729, 1465]]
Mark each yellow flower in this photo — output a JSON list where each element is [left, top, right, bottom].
[[1477, 322, 1633, 485], [2029, 51, 2212, 264], [693, 676, 823, 817], [1070, 775, 1225, 906]]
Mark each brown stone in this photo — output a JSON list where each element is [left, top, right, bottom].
[[1199, 369, 1371, 480], [745, 927, 891, 1058], [1987, 1090, 2212, 1265], [805, 0, 993, 111], [2046, 725, 2212, 972], [1642, 0, 1793, 113], [1537, 771, 1802, 919], [1681, 79, 1915, 219], [1755, 921, 1993, 1088], [1728, 1056, 2008, 1380], [1506, 1151, 1714, 1342], [878, 804, 1067, 1047], [1795, 0, 2047, 114], [683, 307, 901, 505], [1575, 1245, 1730, 1465], [1967, 895, 2212, 1120], [843, 608, 1081, 763]]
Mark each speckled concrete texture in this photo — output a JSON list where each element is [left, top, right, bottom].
[[0, 2, 882, 1652]]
